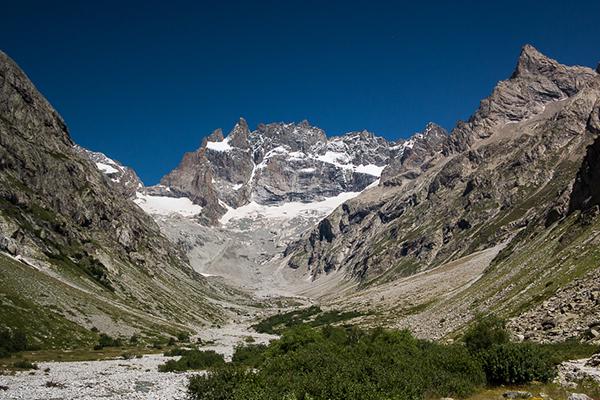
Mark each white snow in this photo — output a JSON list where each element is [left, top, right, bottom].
[[315, 151, 351, 167], [206, 137, 232, 152], [219, 191, 361, 225], [134, 193, 203, 217], [354, 164, 385, 176], [299, 167, 316, 173], [95, 162, 119, 174]]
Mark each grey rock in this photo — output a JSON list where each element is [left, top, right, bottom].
[[74, 145, 143, 199], [568, 394, 592, 400], [285, 44, 600, 286], [503, 391, 532, 399], [160, 119, 406, 223], [0, 49, 227, 340]]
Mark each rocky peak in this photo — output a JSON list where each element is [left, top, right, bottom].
[[251, 121, 328, 154], [206, 128, 224, 142], [286, 45, 600, 288], [448, 45, 598, 152], [512, 44, 557, 78], [422, 122, 447, 139], [228, 117, 251, 149], [74, 145, 143, 199], [380, 123, 448, 186], [154, 119, 401, 223]]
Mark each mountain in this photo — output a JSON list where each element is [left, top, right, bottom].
[[7, 42, 599, 349], [108, 118, 445, 290], [156, 119, 423, 224], [73, 145, 144, 199], [279, 45, 600, 340], [0, 50, 247, 348]]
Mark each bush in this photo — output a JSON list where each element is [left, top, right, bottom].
[[129, 334, 139, 345], [12, 360, 38, 370], [188, 366, 256, 400], [480, 342, 556, 384], [232, 344, 268, 368], [177, 331, 191, 342], [189, 325, 485, 400], [463, 315, 509, 354], [0, 328, 28, 356], [159, 350, 225, 372], [94, 334, 122, 350]]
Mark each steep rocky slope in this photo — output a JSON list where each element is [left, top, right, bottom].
[[277, 45, 600, 342], [0, 50, 245, 347], [73, 145, 144, 199], [286, 45, 599, 282]]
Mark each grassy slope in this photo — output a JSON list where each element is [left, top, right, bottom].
[[0, 253, 208, 349]]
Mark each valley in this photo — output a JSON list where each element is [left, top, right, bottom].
[[1, 42, 600, 399]]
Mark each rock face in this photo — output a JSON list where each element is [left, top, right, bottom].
[[74, 145, 144, 199], [286, 45, 600, 283], [380, 122, 448, 187], [0, 50, 229, 344], [159, 118, 414, 223]]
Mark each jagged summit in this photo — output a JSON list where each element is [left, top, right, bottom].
[[511, 44, 555, 78], [155, 119, 410, 223]]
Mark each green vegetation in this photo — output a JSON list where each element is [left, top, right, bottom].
[[92, 333, 123, 350], [0, 328, 28, 357], [185, 317, 598, 400], [479, 343, 555, 385], [188, 325, 485, 400], [231, 343, 268, 368], [12, 359, 38, 370], [252, 306, 362, 334], [158, 349, 225, 372]]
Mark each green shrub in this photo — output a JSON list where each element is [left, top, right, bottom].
[[129, 334, 139, 345], [252, 306, 363, 335], [94, 333, 122, 350], [189, 325, 485, 400], [177, 331, 191, 342], [232, 344, 268, 368], [463, 315, 509, 354], [159, 350, 225, 372], [13, 360, 38, 370], [188, 366, 257, 400], [480, 342, 556, 384], [0, 328, 29, 356]]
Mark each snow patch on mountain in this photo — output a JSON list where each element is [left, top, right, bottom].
[[206, 137, 233, 152], [134, 193, 203, 217], [95, 162, 119, 175], [220, 191, 362, 225]]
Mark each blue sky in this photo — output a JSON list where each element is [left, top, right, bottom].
[[2, 0, 599, 184]]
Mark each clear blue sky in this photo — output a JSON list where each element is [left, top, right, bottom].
[[2, 1, 599, 184]]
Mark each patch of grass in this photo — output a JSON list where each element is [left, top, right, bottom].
[[539, 339, 600, 365]]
